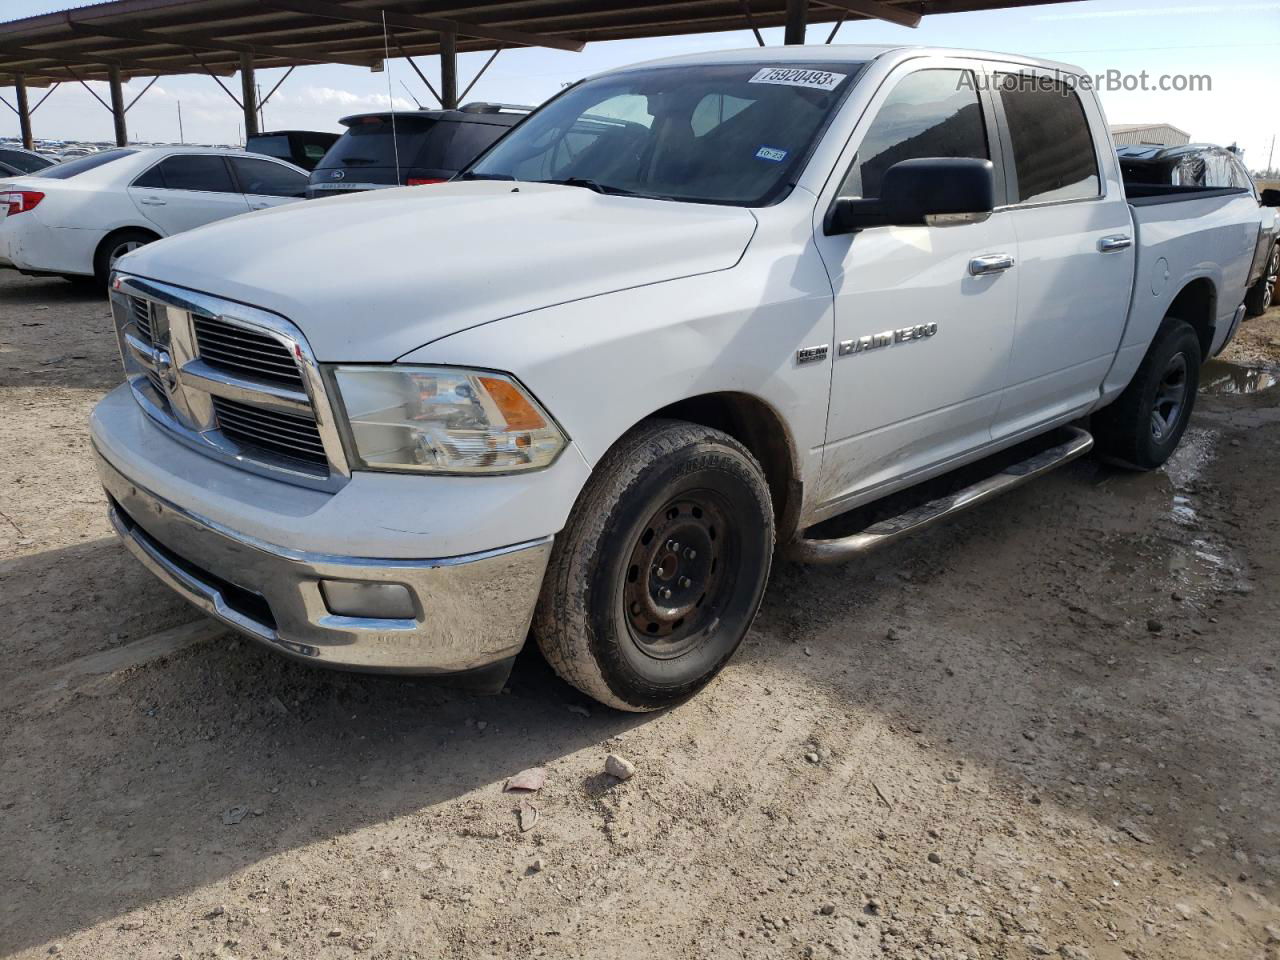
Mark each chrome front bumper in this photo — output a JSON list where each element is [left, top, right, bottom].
[[96, 449, 553, 674]]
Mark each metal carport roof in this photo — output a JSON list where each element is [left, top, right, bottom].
[[1, 0, 1090, 146]]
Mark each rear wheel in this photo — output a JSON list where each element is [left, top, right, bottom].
[[1093, 317, 1201, 470], [533, 419, 774, 712], [93, 228, 158, 287], [1244, 242, 1278, 317]]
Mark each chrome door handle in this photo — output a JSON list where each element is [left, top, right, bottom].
[[969, 253, 1015, 276], [1098, 234, 1132, 252], [139, 197, 166, 206]]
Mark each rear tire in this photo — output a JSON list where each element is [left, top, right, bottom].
[[1244, 242, 1278, 318], [533, 419, 774, 712], [93, 228, 158, 287], [1093, 317, 1201, 470]]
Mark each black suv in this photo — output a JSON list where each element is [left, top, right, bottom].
[[246, 130, 340, 172], [306, 103, 529, 199]]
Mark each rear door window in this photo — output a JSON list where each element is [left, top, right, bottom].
[[838, 69, 989, 199], [229, 156, 307, 197], [135, 154, 238, 193], [997, 75, 1100, 204]]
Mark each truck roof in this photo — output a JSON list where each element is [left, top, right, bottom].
[[610, 43, 1089, 79]]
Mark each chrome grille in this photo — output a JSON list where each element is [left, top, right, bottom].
[[212, 396, 327, 466], [112, 276, 350, 490], [193, 316, 304, 387]]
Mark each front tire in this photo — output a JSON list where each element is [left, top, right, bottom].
[[1093, 317, 1201, 470], [533, 419, 774, 712]]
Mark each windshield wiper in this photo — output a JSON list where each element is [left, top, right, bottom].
[[543, 177, 638, 196], [456, 171, 515, 181]]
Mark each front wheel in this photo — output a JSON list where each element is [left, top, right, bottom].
[[1093, 317, 1201, 470], [533, 419, 774, 712]]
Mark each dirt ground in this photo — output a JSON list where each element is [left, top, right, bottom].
[[2, 267, 1279, 960]]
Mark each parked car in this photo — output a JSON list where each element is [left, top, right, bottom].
[[306, 102, 529, 198], [0, 145, 55, 177], [1119, 143, 1279, 315], [0, 146, 308, 286], [246, 129, 340, 171], [94, 47, 1267, 711]]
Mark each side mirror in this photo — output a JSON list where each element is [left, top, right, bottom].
[[826, 157, 996, 234], [1261, 188, 1280, 208]]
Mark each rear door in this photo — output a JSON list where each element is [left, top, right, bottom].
[[228, 156, 308, 211], [127, 154, 249, 234], [987, 70, 1135, 438]]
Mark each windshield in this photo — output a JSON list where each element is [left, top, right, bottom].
[[463, 62, 864, 206], [33, 148, 138, 179]]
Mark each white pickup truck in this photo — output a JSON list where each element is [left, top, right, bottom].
[[92, 45, 1269, 711]]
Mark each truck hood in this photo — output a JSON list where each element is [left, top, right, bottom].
[[121, 181, 758, 361]]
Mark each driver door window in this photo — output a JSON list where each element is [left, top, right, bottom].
[[838, 69, 989, 198]]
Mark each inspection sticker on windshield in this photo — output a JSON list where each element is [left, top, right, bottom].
[[755, 146, 788, 162], [749, 67, 846, 91]]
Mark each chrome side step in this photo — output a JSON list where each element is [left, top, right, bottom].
[[790, 427, 1094, 564]]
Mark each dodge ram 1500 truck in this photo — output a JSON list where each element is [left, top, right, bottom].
[[92, 46, 1267, 711]]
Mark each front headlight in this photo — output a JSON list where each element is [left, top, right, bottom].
[[332, 366, 567, 474]]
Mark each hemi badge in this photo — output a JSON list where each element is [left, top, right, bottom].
[[796, 344, 829, 364]]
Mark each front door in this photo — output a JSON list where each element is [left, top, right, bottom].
[[812, 62, 1018, 512]]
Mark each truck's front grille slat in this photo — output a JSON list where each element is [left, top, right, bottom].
[[129, 296, 155, 343], [212, 396, 328, 467], [192, 317, 305, 389]]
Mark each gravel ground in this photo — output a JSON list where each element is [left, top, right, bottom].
[[2, 267, 1279, 960]]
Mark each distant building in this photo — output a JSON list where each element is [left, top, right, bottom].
[[1110, 123, 1191, 148]]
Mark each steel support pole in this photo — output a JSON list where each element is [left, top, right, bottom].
[[15, 74, 34, 149], [439, 29, 458, 109], [784, 0, 808, 44], [108, 63, 128, 146], [239, 52, 259, 137]]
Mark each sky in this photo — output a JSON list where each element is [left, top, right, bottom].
[[3, 0, 1278, 170]]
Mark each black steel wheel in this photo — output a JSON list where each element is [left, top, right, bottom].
[[534, 419, 774, 712], [1244, 242, 1278, 317], [1094, 317, 1201, 470]]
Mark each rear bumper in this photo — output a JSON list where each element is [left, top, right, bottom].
[[0, 216, 95, 275], [96, 448, 553, 674]]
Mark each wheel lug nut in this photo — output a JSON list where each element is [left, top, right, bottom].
[[685, 548, 697, 560], [665, 540, 677, 551], [660, 588, 673, 600], [679, 577, 691, 588]]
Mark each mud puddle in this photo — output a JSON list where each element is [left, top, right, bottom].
[[1199, 359, 1279, 395]]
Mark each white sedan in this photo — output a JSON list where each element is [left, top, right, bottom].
[[0, 146, 309, 286]]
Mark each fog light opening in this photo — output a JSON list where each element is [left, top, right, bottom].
[[320, 580, 417, 620]]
